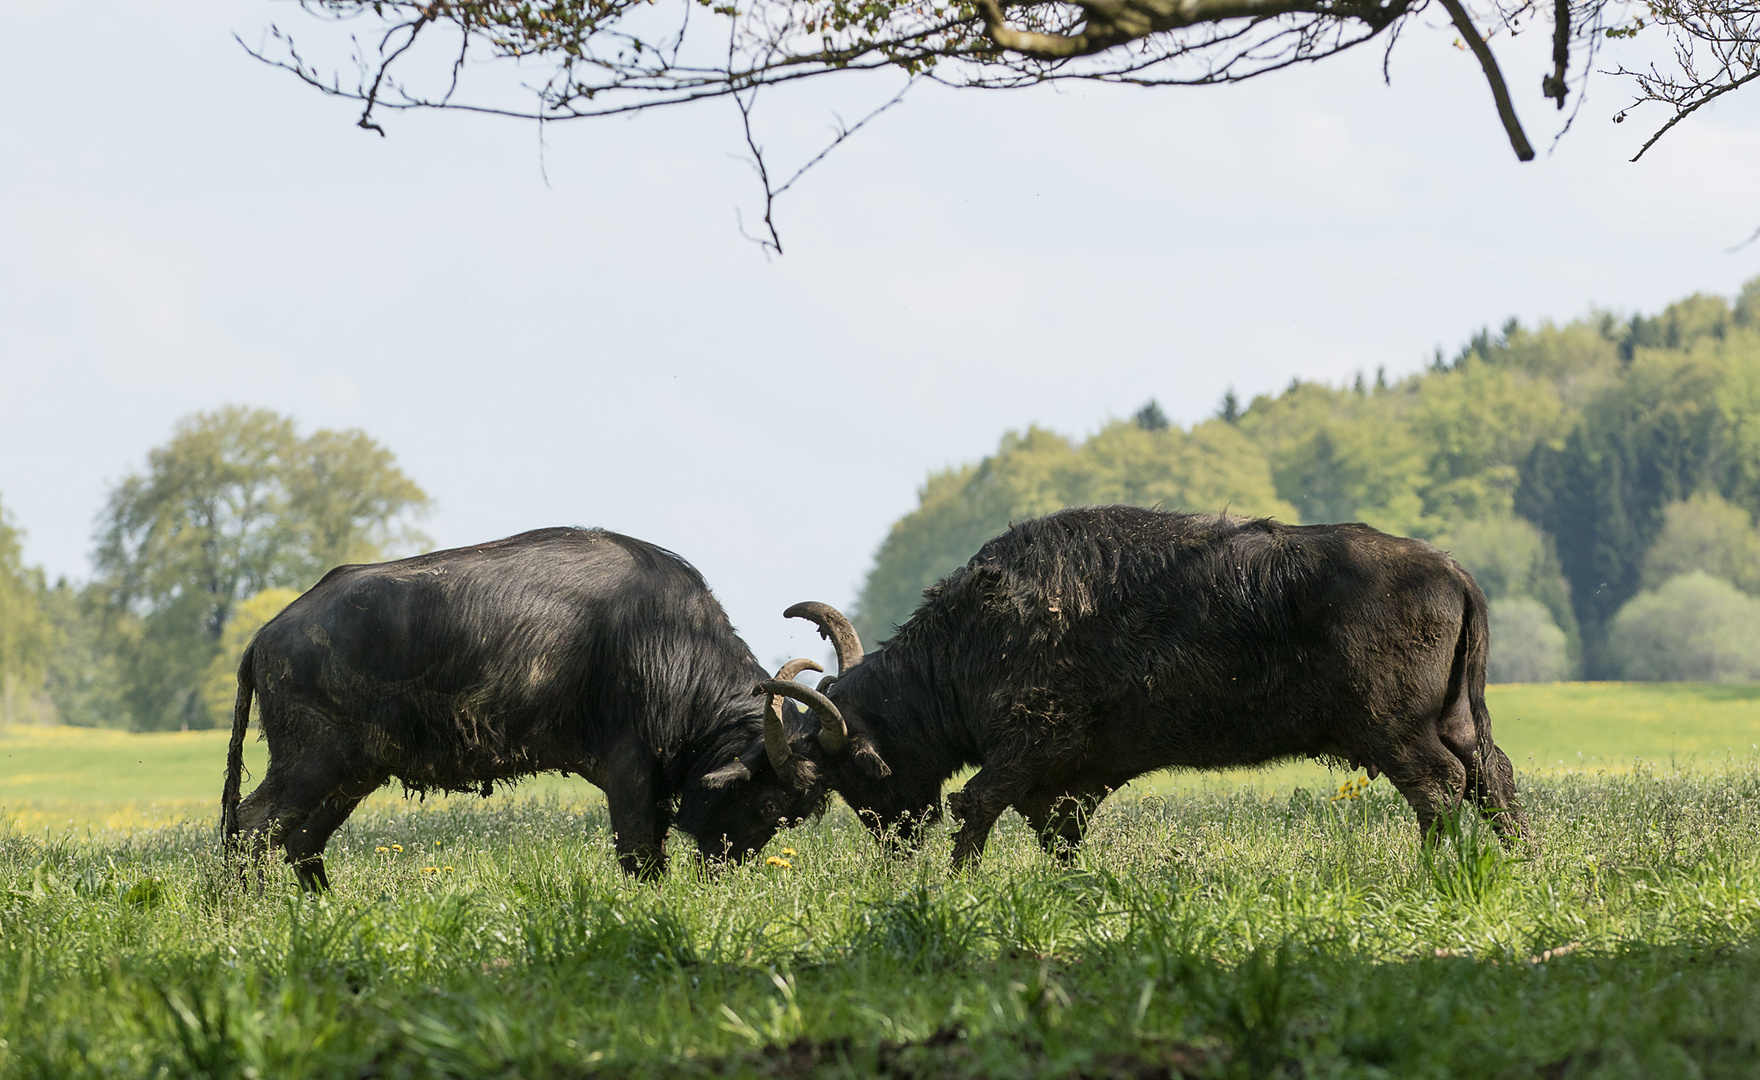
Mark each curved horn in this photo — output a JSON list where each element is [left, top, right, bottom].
[[774, 657, 823, 682], [783, 601, 864, 675], [762, 693, 794, 775], [762, 659, 822, 774], [756, 678, 848, 755]]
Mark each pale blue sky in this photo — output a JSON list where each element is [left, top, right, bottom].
[[3, 0, 1757, 665]]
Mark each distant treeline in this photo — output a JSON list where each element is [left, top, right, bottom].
[[854, 278, 1760, 682], [0, 407, 427, 731]]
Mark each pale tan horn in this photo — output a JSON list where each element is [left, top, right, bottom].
[[783, 602, 864, 675], [775, 658, 823, 682], [762, 658, 823, 773], [756, 678, 847, 755], [763, 661, 823, 770]]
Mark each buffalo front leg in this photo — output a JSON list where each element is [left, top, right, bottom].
[[604, 759, 670, 881], [946, 764, 1030, 871]]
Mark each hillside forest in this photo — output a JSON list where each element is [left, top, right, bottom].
[[853, 277, 1760, 684], [3, 281, 1760, 729]]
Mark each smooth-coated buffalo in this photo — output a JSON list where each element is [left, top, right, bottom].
[[755, 505, 1528, 868], [221, 527, 822, 888]]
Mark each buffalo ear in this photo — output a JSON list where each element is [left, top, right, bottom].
[[851, 736, 891, 779], [700, 759, 753, 789]]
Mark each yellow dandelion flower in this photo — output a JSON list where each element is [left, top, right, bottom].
[[781, 847, 797, 857], [443, 866, 454, 872], [375, 846, 389, 853], [391, 843, 403, 852], [766, 856, 792, 869], [421, 866, 440, 874]]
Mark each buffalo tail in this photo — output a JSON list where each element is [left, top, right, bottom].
[[220, 643, 254, 844]]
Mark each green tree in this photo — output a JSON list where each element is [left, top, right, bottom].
[[39, 581, 128, 728], [1516, 345, 1731, 654], [1640, 493, 1760, 596], [1409, 358, 1563, 529], [1236, 383, 1430, 535], [1436, 515, 1579, 671], [1605, 572, 1760, 682], [1487, 598, 1572, 684], [0, 497, 55, 726], [94, 407, 430, 730], [1713, 328, 1760, 515]]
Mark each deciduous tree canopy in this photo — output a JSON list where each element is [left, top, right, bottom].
[[93, 407, 430, 730], [0, 498, 55, 725]]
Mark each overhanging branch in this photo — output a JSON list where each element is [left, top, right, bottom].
[[1437, 0, 1535, 161]]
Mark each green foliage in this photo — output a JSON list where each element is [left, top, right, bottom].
[[38, 581, 127, 729], [1488, 597, 1572, 683], [1408, 357, 1563, 527], [1640, 492, 1760, 595], [92, 407, 429, 730], [0, 496, 55, 726], [1518, 332, 1760, 656], [1622, 291, 1737, 357], [1606, 572, 1760, 683], [7, 769, 1760, 1076], [1236, 381, 1431, 534]]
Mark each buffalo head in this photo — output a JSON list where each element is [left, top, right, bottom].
[[739, 604, 946, 851]]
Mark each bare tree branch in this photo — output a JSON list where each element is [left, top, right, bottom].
[[1438, 0, 1535, 160], [240, 0, 1760, 246], [1627, 64, 1760, 160]]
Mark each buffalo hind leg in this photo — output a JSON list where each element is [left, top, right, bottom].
[[282, 775, 385, 891], [232, 753, 380, 891], [1016, 779, 1114, 865], [1440, 733, 1528, 846]]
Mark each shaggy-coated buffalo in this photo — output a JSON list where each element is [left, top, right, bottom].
[[221, 527, 822, 888], [756, 505, 1527, 869]]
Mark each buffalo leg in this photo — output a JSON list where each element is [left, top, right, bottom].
[[604, 761, 669, 880], [1015, 779, 1114, 864], [1381, 735, 1470, 846], [282, 776, 385, 891], [1452, 740, 1528, 845], [946, 763, 1030, 870], [233, 755, 377, 890]]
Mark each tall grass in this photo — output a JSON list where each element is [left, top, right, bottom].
[[4, 764, 1760, 1077]]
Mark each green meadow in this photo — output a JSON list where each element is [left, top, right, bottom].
[[3, 683, 1760, 1077]]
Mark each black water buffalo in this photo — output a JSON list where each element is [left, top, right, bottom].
[[221, 527, 822, 888], [756, 505, 1527, 869]]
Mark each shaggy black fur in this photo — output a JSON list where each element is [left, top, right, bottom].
[[769, 505, 1527, 869], [220, 527, 814, 888]]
